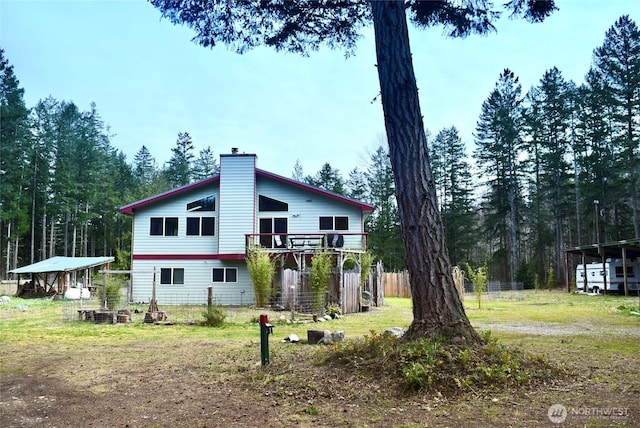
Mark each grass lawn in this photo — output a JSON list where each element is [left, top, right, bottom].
[[1, 290, 638, 427]]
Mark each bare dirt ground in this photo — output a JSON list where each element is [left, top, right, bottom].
[[2, 320, 639, 428]]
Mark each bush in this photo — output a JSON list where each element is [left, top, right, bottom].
[[104, 280, 123, 310], [326, 331, 566, 395], [466, 263, 488, 309], [310, 250, 333, 315], [246, 245, 275, 307], [202, 306, 227, 327]]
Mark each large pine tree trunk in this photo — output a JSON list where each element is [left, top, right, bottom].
[[370, 1, 481, 345]]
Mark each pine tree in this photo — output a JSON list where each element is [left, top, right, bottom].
[[192, 146, 219, 181], [474, 69, 524, 287], [305, 163, 345, 195], [431, 127, 477, 266], [165, 132, 195, 187], [0, 49, 31, 275], [591, 15, 640, 238], [365, 145, 404, 271], [346, 167, 368, 201], [528, 67, 575, 282]]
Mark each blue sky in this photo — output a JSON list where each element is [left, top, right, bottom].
[[2, 1, 638, 179]]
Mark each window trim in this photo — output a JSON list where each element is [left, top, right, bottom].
[[150, 217, 179, 236], [212, 267, 238, 283], [186, 216, 216, 236], [318, 215, 349, 231], [160, 267, 185, 285]]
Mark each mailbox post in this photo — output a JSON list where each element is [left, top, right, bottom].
[[259, 314, 273, 366]]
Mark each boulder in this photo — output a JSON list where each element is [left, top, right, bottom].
[[384, 327, 405, 338]]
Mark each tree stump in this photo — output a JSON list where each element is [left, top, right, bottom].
[[307, 329, 330, 344]]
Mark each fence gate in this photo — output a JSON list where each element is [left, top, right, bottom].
[[341, 272, 361, 314]]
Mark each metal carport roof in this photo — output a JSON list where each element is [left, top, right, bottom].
[[564, 239, 640, 260], [9, 256, 115, 275]]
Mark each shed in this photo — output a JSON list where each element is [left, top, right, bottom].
[[9, 256, 115, 297]]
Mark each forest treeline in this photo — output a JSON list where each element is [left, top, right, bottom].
[[0, 15, 638, 287]]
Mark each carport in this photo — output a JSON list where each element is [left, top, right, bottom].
[[564, 239, 640, 295], [9, 256, 115, 297]]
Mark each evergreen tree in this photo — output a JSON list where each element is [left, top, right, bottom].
[[365, 145, 404, 271], [591, 15, 640, 239], [575, 70, 617, 244], [528, 67, 575, 282], [431, 127, 477, 266], [305, 163, 345, 195], [165, 131, 195, 187], [133, 145, 157, 186], [291, 159, 304, 182], [474, 69, 524, 286], [192, 146, 219, 181], [0, 48, 30, 275], [346, 167, 368, 201]]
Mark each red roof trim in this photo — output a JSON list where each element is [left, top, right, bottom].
[[119, 167, 376, 215], [256, 169, 375, 212], [133, 254, 246, 260], [119, 176, 220, 215]]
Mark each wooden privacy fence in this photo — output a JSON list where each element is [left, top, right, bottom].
[[383, 268, 466, 301], [280, 269, 362, 314], [383, 271, 412, 297]]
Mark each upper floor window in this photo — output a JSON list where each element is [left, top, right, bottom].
[[187, 194, 216, 212], [160, 267, 184, 285], [212, 267, 237, 283], [187, 217, 215, 236], [150, 217, 178, 236], [259, 195, 288, 212], [319, 216, 349, 231]]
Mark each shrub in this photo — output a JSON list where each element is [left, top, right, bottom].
[[202, 306, 227, 327], [246, 245, 275, 307], [466, 263, 488, 309], [101, 279, 124, 310], [326, 331, 566, 395], [310, 249, 333, 315]]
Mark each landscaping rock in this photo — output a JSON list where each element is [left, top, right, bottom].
[[330, 331, 345, 342], [384, 327, 405, 338], [307, 329, 331, 344], [283, 334, 300, 343]]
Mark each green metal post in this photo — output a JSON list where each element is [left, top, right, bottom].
[[259, 314, 272, 366]]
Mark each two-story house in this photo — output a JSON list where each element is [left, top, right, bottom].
[[119, 150, 375, 307]]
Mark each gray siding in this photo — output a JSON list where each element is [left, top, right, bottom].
[[219, 154, 256, 254], [256, 176, 365, 248], [132, 187, 219, 255], [130, 259, 253, 305]]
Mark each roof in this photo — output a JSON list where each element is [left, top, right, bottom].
[[119, 170, 375, 215], [9, 256, 115, 275], [565, 239, 640, 260]]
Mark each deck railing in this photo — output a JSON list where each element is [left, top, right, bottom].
[[245, 232, 368, 252]]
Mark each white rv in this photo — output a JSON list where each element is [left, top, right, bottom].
[[575, 259, 640, 294]]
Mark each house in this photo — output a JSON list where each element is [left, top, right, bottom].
[[119, 150, 375, 307]]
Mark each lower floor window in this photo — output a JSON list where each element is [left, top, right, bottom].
[[212, 267, 237, 283], [160, 268, 184, 285]]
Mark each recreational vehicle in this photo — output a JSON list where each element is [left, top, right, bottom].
[[575, 259, 640, 294]]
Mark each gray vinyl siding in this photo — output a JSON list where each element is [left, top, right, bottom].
[[131, 187, 219, 255], [219, 154, 256, 254], [256, 176, 364, 247], [130, 259, 253, 305]]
